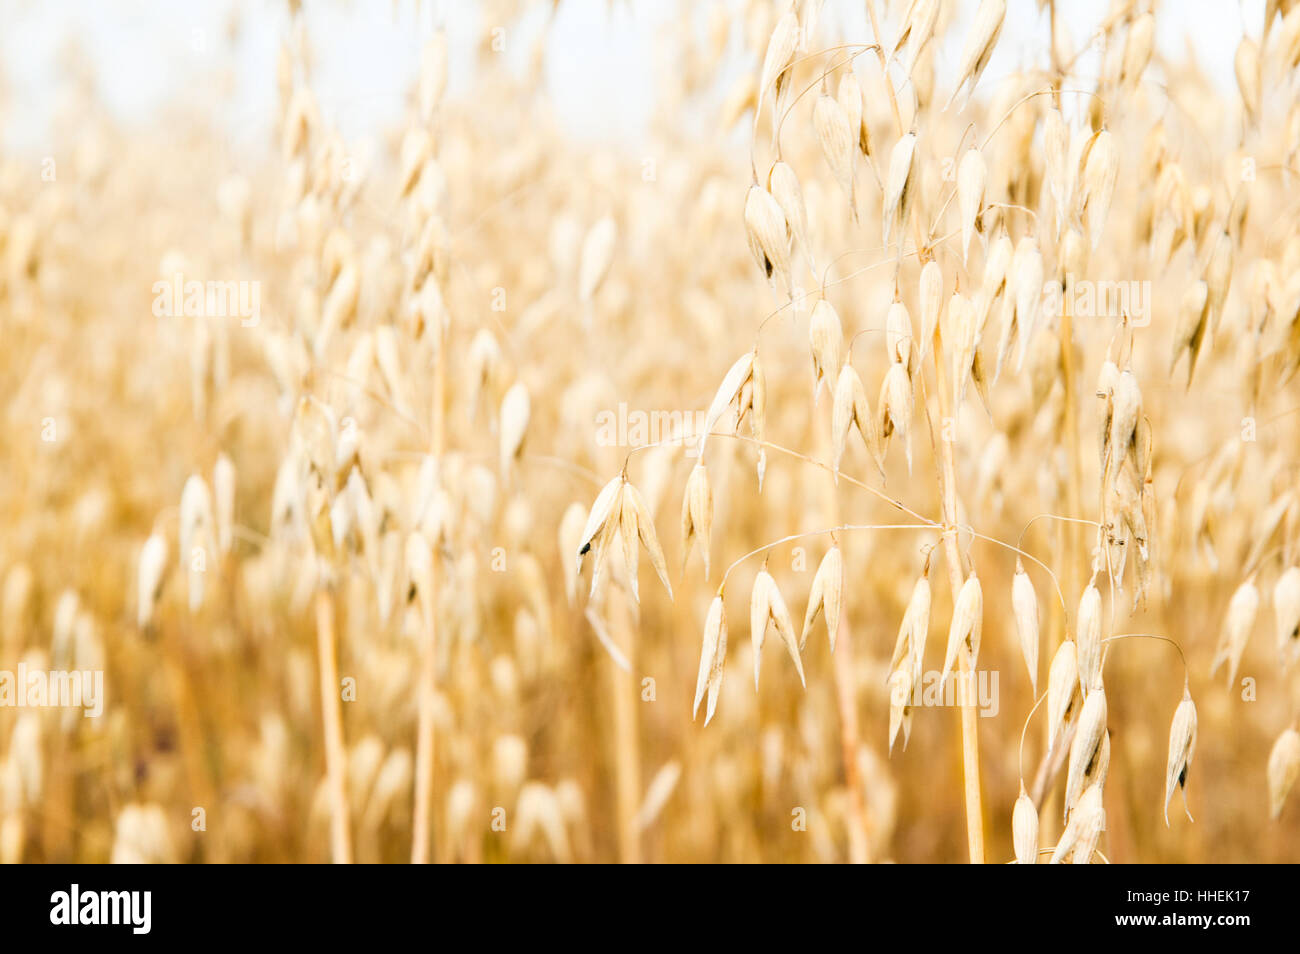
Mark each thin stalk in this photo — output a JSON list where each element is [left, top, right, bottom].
[[412, 328, 447, 863], [315, 587, 351, 863]]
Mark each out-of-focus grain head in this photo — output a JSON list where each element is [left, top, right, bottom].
[[1163, 684, 1198, 826], [1267, 727, 1300, 820]]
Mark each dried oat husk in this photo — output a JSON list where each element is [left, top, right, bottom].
[[755, 10, 800, 132], [1012, 782, 1038, 864], [680, 464, 714, 579], [578, 216, 617, 304], [801, 543, 843, 652], [621, 480, 673, 603], [1267, 727, 1300, 819], [1235, 37, 1261, 121], [883, 132, 917, 248], [575, 475, 624, 594], [809, 298, 844, 398], [751, 566, 805, 689], [1170, 280, 1210, 386], [1163, 684, 1198, 826], [499, 381, 530, 474], [1065, 684, 1107, 820], [831, 363, 881, 475], [1011, 559, 1040, 693], [1076, 580, 1103, 697], [918, 259, 944, 359], [885, 299, 915, 371], [137, 533, 168, 630], [877, 362, 914, 473], [957, 149, 986, 263], [945, 0, 1006, 110], [1211, 578, 1258, 686], [887, 666, 915, 754], [1273, 566, 1300, 658], [768, 161, 815, 274], [1047, 639, 1080, 751], [1052, 781, 1105, 864], [941, 570, 983, 685], [744, 184, 791, 292], [693, 594, 727, 724], [814, 91, 857, 219]]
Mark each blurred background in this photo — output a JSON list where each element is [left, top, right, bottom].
[[0, 0, 1296, 863]]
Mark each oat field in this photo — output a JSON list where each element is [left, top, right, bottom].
[[1, 0, 1299, 864]]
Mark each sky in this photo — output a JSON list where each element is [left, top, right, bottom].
[[0, 0, 1266, 156]]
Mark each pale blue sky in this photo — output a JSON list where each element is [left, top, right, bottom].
[[0, 0, 1263, 157]]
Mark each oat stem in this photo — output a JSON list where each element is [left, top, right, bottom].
[[315, 587, 352, 864]]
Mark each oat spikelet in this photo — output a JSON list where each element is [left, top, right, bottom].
[[891, 0, 941, 77], [1267, 727, 1300, 819], [1064, 685, 1107, 821], [957, 149, 986, 264], [768, 161, 815, 274], [1163, 684, 1198, 826], [801, 544, 843, 652], [809, 299, 844, 398], [622, 480, 673, 602], [575, 475, 623, 586], [137, 533, 168, 630], [693, 595, 727, 724], [1052, 782, 1105, 864], [755, 10, 800, 132], [941, 570, 983, 685], [744, 184, 791, 292], [1044, 106, 1070, 233], [559, 502, 586, 604], [1012, 782, 1038, 864], [889, 574, 931, 753], [499, 381, 530, 473], [1011, 559, 1040, 693], [1080, 130, 1118, 249], [1235, 38, 1261, 121], [945, 0, 1006, 110], [1170, 279, 1209, 387], [883, 132, 917, 247], [1272, 566, 1300, 657], [751, 567, 805, 689], [179, 473, 215, 612], [578, 216, 617, 304], [701, 351, 755, 455], [1047, 639, 1079, 751], [1076, 580, 1103, 697], [918, 260, 943, 359], [814, 92, 857, 219], [831, 363, 879, 474], [878, 362, 914, 473], [885, 299, 914, 370], [680, 464, 714, 579], [1119, 13, 1155, 91], [1211, 578, 1258, 686]]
